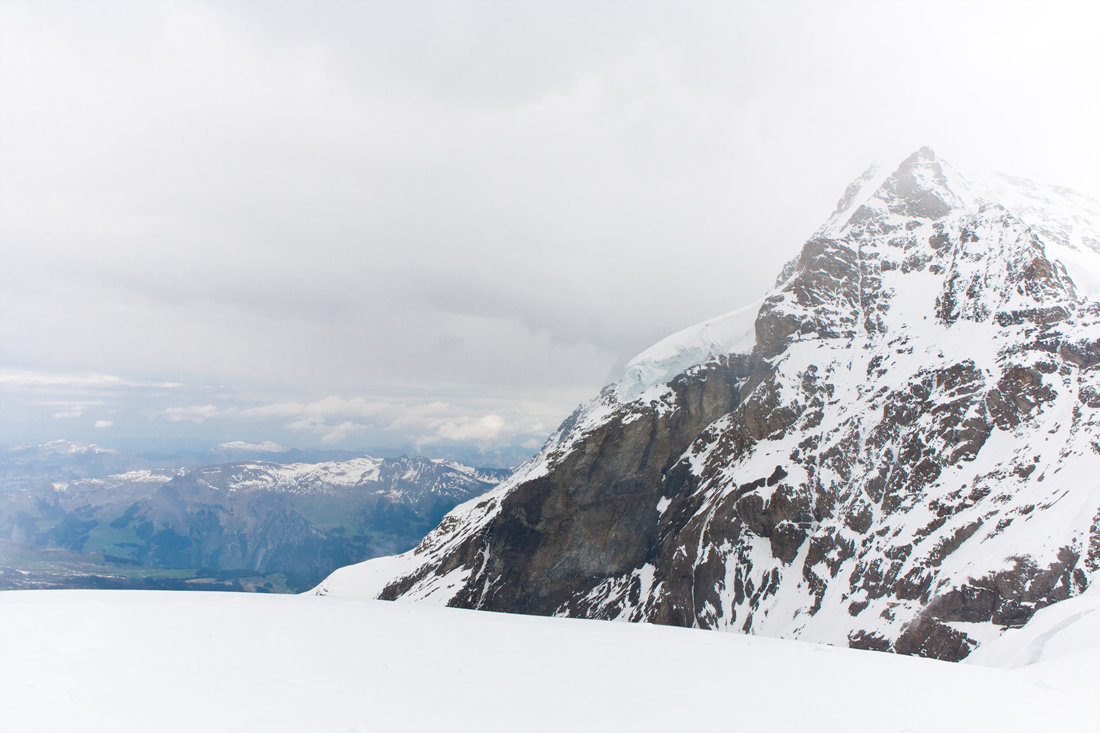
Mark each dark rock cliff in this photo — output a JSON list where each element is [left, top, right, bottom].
[[318, 150, 1100, 662]]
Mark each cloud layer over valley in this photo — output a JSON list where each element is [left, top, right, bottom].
[[2, 0, 1097, 461]]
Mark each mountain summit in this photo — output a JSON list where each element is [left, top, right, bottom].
[[315, 150, 1100, 661]]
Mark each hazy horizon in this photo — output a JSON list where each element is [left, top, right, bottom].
[[2, 0, 1098, 462]]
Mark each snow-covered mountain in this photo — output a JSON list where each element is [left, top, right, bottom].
[[0, 440, 374, 493], [0, 440, 136, 491], [1, 455, 507, 590], [315, 148, 1100, 661]]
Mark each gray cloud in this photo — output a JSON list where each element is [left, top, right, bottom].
[[1, 0, 1097, 456]]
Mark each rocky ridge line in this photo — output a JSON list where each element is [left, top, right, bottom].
[[315, 149, 1100, 661]]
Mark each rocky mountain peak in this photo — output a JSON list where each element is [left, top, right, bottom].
[[872, 146, 958, 220], [315, 153, 1100, 663]]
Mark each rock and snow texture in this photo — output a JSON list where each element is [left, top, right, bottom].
[[1, 590, 1096, 733], [316, 148, 1100, 661], [177, 455, 507, 500], [965, 581, 1100, 669]]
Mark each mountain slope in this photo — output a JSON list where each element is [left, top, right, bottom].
[[315, 149, 1100, 660], [1, 456, 507, 590]]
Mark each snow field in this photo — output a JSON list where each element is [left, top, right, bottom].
[[1, 590, 1096, 733]]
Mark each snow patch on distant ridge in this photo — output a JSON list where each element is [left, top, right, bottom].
[[217, 441, 288, 453], [5, 440, 116, 455]]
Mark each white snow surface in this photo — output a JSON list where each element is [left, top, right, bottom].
[[1, 589, 1096, 733], [966, 584, 1100, 670], [618, 298, 760, 402]]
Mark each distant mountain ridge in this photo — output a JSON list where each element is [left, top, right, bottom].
[[316, 148, 1100, 661], [0, 439, 376, 491], [0, 453, 508, 591]]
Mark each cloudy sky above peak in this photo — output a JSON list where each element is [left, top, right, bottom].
[[1, 0, 1098, 464]]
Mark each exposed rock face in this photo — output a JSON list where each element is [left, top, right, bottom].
[[380, 356, 755, 611], [316, 149, 1100, 661]]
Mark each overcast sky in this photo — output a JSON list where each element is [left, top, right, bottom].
[[1, 0, 1098, 462]]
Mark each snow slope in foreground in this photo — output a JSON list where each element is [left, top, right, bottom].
[[1, 591, 1097, 733]]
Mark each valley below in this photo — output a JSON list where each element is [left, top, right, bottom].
[[0, 449, 507, 592]]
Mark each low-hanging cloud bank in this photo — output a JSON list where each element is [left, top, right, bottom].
[[1, 1, 1097, 454]]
